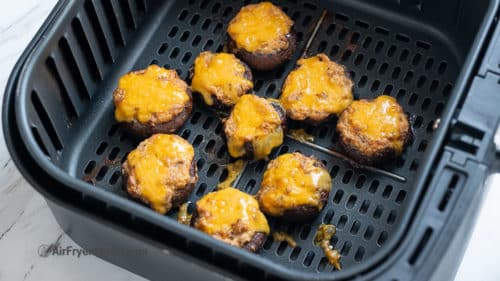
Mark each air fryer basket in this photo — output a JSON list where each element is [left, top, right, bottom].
[[4, 0, 500, 280]]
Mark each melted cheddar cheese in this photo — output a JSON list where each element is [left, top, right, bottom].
[[191, 52, 253, 106], [345, 95, 409, 154], [224, 95, 284, 160], [257, 153, 332, 216], [217, 160, 246, 190], [314, 224, 341, 270], [114, 65, 190, 124], [124, 134, 196, 214], [194, 188, 270, 247], [280, 54, 353, 121], [227, 2, 293, 54]]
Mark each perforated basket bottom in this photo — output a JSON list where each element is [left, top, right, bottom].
[[71, 0, 456, 273]]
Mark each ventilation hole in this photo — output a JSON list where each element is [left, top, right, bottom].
[[369, 180, 379, 193], [350, 32, 361, 44], [438, 174, 460, 211], [416, 40, 431, 50], [118, 0, 136, 29], [443, 83, 453, 97], [71, 18, 101, 81], [300, 225, 311, 240], [207, 164, 218, 177], [330, 165, 340, 178], [333, 190, 344, 204], [341, 50, 352, 61], [193, 135, 204, 147], [213, 22, 223, 34], [410, 160, 419, 171], [326, 23, 336, 35], [197, 158, 205, 170], [181, 129, 191, 139], [342, 170, 353, 184], [359, 200, 370, 214], [196, 183, 207, 196], [382, 185, 393, 198], [346, 195, 357, 209], [396, 33, 410, 43], [377, 231, 388, 246], [303, 251, 315, 267], [387, 45, 397, 57], [395, 190, 407, 204], [158, 43, 169, 55], [323, 209, 335, 223], [408, 93, 418, 106], [412, 53, 422, 66], [290, 247, 301, 261], [418, 140, 428, 152], [109, 171, 121, 185], [437, 61, 448, 74], [58, 38, 90, 100], [178, 9, 188, 21], [375, 26, 389, 35], [425, 58, 434, 70], [355, 20, 369, 29], [363, 226, 374, 240], [95, 142, 108, 155], [108, 147, 120, 161], [397, 49, 409, 62], [414, 116, 423, 128], [31, 91, 63, 151], [192, 35, 202, 47], [191, 112, 202, 124], [435, 103, 444, 116], [391, 66, 401, 78], [355, 175, 366, 188], [360, 37, 372, 49], [350, 220, 361, 235], [96, 166, 108, 181], [266, 84, 276, 97], [205, 140, 216, 153], [276, 241, 288, 256], [317, 41, 327, 52], [190, 14, 200, 25], [84, 161, 97, 174], [387, 210, 397, 225], [354, 247, 365, 262], [330, 45, 340, 57], [317, 257, 328, 272], [338, 28, 349, 40], [375, 41, 384, 53], [203, 39, 214, 50], [396, 89, 406, 100], [203, 117, 214, 129], [358, 76, 368, 87], [84, 1, 113, 63], [373, 205, 384, 219], [340, 241, 352, 256], [101, 0, 125, 46], [335, 13, 349, 21], [408, 228, 433, 265], [366, 58, 376, 71], [404, 71, 414, 83], [384, 84, 394, 95], [371, 80, 381, 92], [337, 215, 348, 229], [200, 0, 210, 9], [45, 58, 78, 118], [421, 98, 432, 111], [354, 54, 364, 66]]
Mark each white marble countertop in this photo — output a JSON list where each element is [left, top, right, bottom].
[[0, 1, 499, 280]]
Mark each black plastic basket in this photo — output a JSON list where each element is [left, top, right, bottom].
[[3, 0, 500, 280]]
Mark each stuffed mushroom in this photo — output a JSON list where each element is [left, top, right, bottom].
[[114, 65, 192, 137], [192, 187, 270, 252], [191, 52, 253, 109], [227, 2, 297, 71], [122, 134, 198, 214], [256, 153, 332, 222], [280, 54, 354, 123], [337, 95, 412, 165], [224, 94, 286, 160]]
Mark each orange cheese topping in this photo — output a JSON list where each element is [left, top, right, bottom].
[[280, 54, 353, 121], [124, 134, 195, 214], [114, 65, 190, 124], [194, 188, 270, 247], [217, 160, 246, 190], [345, 95, 409, 154], [224, 95, 284, 159], [227, 2, 293, 54], [191, 52, 253, 107], [257, 153, 332, 216]]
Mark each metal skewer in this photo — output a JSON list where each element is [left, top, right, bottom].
[[302, 9, 328, 58]]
